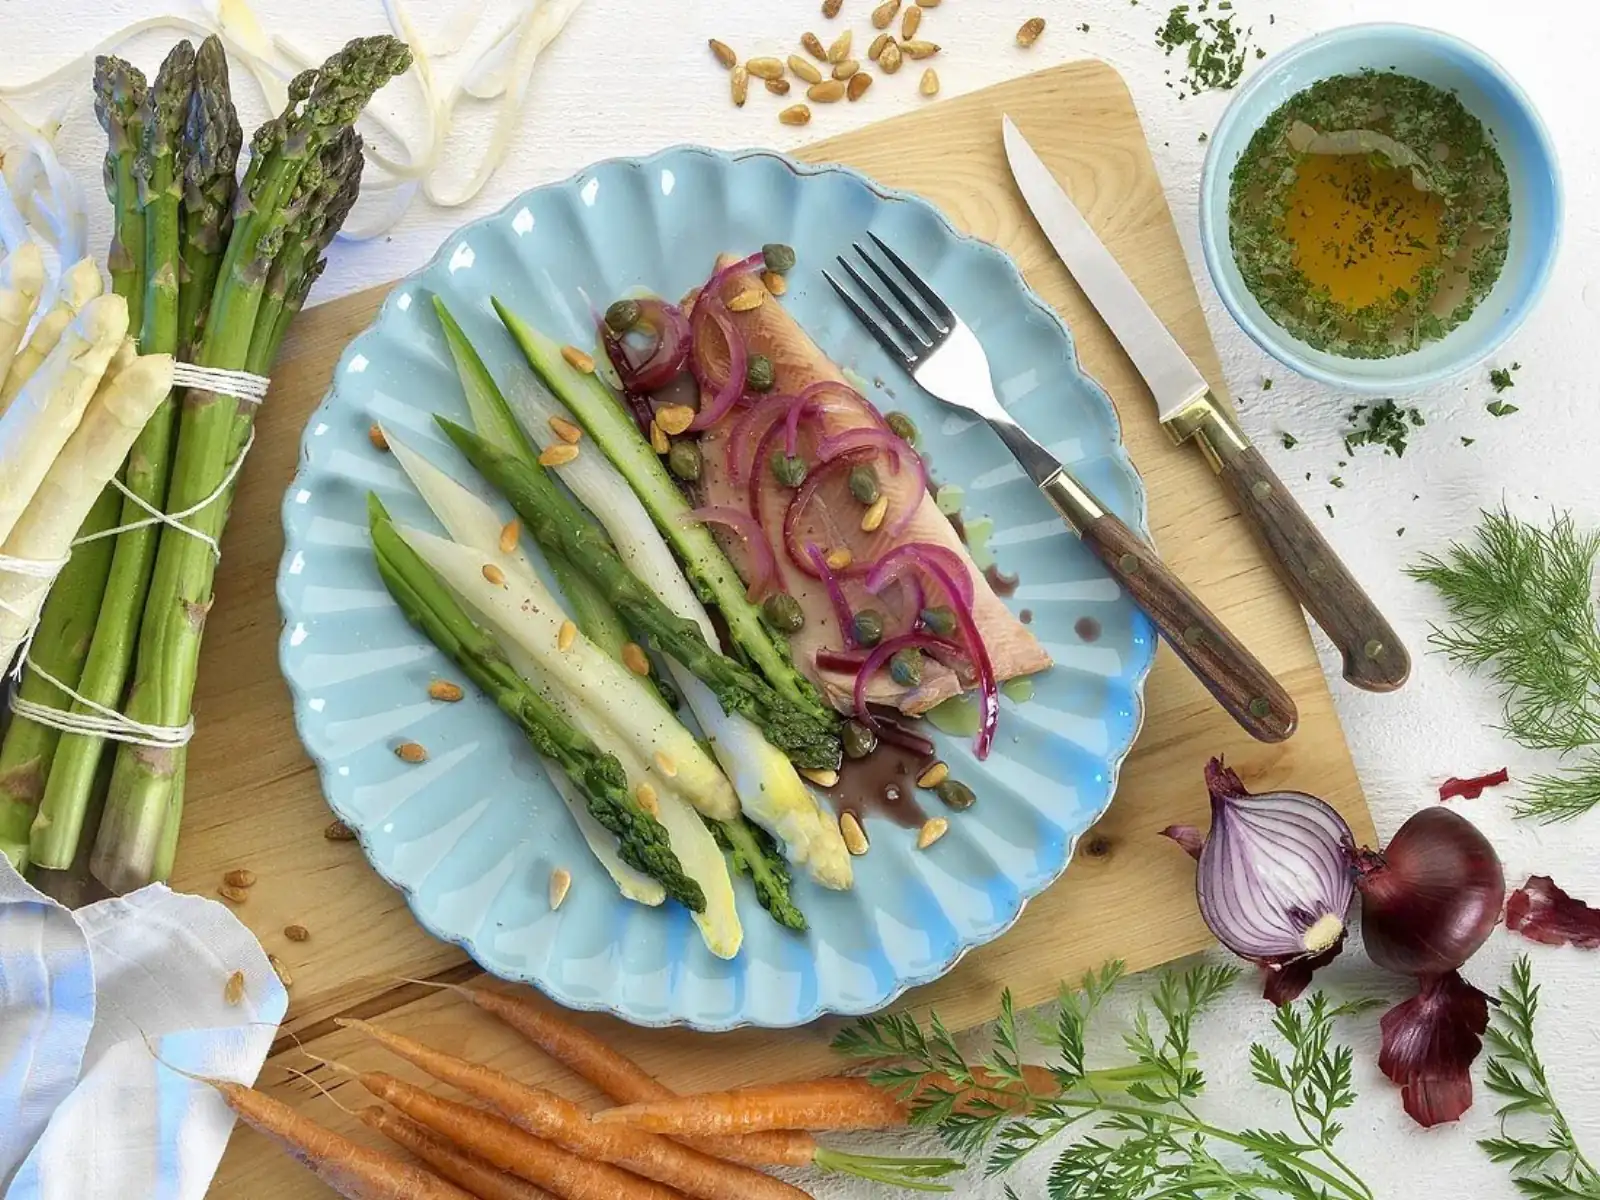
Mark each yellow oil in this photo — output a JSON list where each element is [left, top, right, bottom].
[[1282, 154, 1446, 311]]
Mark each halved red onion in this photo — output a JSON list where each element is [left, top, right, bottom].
[[1378, 970, 1490, 1128], [688, 298, 747, 431], [1504, 874, 1600, 949], [863, 543, 975, 611], [1168, 758, 1355, 1005], [807, 543, 857, 648], [728, 393, 802, 484], [598, 298, 691, 394], [751, 403, 822, 531], [782, 448, 873, 576], [702, 250, 767, 299], [873, 716, 936, 757], [682, 506, 777, 599], [850, 633, 953, 737], [817, 426, 929, 537]]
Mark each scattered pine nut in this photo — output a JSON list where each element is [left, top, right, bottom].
[[324, 820, 357, 841], [217, 884, 249, 904], [538, 442, 580, 467], [848, 72, 873, 101], [827, 30, 853, 62], [621, 642, 652, 676], [917, 816, 950, 849], [368, 424, 389, 451], [746, 56, 785, 81], [916, 0, 941, 6], [1017, 17, 1046, 47], [481, 562, 508, 586], [649, 418, 670, 454], [395, 741, 428, 763], [917, 761, 950, 789], [655, 404, 696, 435], [284, 924, 310, 942], [428, 679, 465, 702], [901, 39, 940, 59], [498, 518, 521, 554], [223, 970, 245, 1006], [832, 59, 860, 80], [869, 32, 891, 60], [731, 65, 750, 107], [801, 766, 840, 788], [268, 953, 293, 990], [780, 104, 813, 126], [549, 867, 572, 911], [920, 68, 940, 96], [860, 494, 889, 532], [879, 40, 903, 73], [766, 77, 791, 96], [788, 54, 823, 84], [822, 0, 843, 17], [708, 38, 737, 69], [808, 79, 847, 103], [635, 782, 660, 816], [557, 620, 578, 652], [726, 288, 766, 312], [871, 0, 901, 29], [763, 270, 788, 295], [802, 31, 829, 59], [548, 414, 583, 443], [901, 5, 922, 38], [840, 811, 869, 855], [560, 344, 595, 373], [653, 750, 679, 778], [223, 868, 256, 889], [825, 546, 853, 570]]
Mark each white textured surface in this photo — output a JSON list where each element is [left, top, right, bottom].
[[4, 2, 1597, 1196]]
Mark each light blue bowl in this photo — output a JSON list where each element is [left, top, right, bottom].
[[1199, 23, 1562, 394]]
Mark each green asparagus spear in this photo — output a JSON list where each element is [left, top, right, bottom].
[[91, 36, 412, 893], [709, 815, 807, 932], [439, 418, 843, 771], [177, 35, 242, 356], [0, 57, 149, 870], [368, 496, 704, 911]]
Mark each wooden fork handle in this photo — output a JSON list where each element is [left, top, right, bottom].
[[1039, 470, 1298, 744]]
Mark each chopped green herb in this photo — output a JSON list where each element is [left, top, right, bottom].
[[1078, 22, 1092, 32], [1344, 398, 1424, 457], [1324, 503, 1335, 518], [1156, 4, 1256, 94], [1329, 475, 1345, 488], [1279, 431, 1298, 449], [1397, 527, 1405, 537], [1487, 399, 1519, 418], [1461, 436, 1476, 447], [1489, 362, 1521, 393], [1261, 376, 1273, 390]]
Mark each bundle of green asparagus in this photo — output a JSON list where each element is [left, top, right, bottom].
[[0, 34, 410, 888]]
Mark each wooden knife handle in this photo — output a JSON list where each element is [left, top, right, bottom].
[[1202, 432, 1411, 693], [1040, 471, 1298, 743]]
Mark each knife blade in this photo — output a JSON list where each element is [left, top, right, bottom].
[[1002, 115, 1410, 693]]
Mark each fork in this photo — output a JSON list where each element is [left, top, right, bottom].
[[825, 234, 1297, 744]]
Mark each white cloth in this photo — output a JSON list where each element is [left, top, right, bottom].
[[0, 857, 286, 1200]]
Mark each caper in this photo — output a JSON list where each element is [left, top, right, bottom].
[[885, 410, 918, 443], [770, 450, 808, 488], [888, 646, 923, 687], [667, 439, 703, 482], [745, 353, 775, 392], [847, 464, 881, 505], [762, 242, 797, 273], [604, 298, 642, 333], [841, 719, 879, 760], [919, 605, 956, 637], [762, 591, 806, 634], [851, 608, 885, 648], [936, 778, 976, 811]]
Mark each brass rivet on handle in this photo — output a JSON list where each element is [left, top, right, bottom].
[[1251, 479, 1272, 500], [1364, 638, 1387, 660], [1118, 553, 1140, 574], [1182, 624, 1206, 647], [1248, 697, 1273, 719]]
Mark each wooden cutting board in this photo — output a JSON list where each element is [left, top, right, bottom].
[[192, 60, 1374, 1195]]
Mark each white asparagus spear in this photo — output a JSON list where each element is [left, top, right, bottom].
[[0, 257, 105, 412], [0, 347, 174, 667], [0, 241, 46, 397], [0, 293, 129, 546]]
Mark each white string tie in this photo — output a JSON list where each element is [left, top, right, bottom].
[[169, 362, 272, 402], [9, 666, 194, 747]]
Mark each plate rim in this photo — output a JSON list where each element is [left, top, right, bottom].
[[276, 142, 1157, 1030]]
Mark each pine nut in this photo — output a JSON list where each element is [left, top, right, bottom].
[[395, 741, 428, 763], [746, 57, 785, 80], [848, 72, 873, 101], [428, 679, 464, 702], [827, 30, 853, 62], [284, 924, 310, 942], [560, 344, 595, 373], [920, 68, 940, 96], [916, 761, 950, 789], [1017, 17, 1045, 47], [901, 5, 922, 38], [649, 419, 670, 454], [789, 55, 823, 84], [871, 0, 901, 30], [655, 404, 696, 435], [549, 867, 572, 910], [802, 32, 829, 59], [223, 868, 256, 889], [538, 442, 580, 467], [708, 39, 737, 69], [808, 80, 847, 103], [726, 288, 766, 312], [731, 65, 749, 107], [763, 270, 788, 295], [917, 816, 949, 849], [268, 953, 293, 989], [840, 811, 869, 855], [653, 750, 678, 778], [800, 766, 840, 787], [499, 518, 521, 554], [557, 620, 577, 652], [825, 546, 853, 570], [548, 414, 583, 443], [217, 884, 249, 904], [635, 782, 660, 816], [223, 970, 245, 1005], [481, 562, 507, 586], [622, 642, 652, 676], [368, 424, 389, 451], [780, 104, 813, 126], [860, 495, 889, 532]]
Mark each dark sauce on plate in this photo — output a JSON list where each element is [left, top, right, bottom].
[[1074, 615, 1102, 642], [822, 736, 930, 829]]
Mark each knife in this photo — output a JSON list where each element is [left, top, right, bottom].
[[1002, 116, 1409, 693]]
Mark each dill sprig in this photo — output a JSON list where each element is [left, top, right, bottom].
[[834, 961, 1381, 1200], [1479, 955, 1600, 1198], [1409, 507, 1600, 821]]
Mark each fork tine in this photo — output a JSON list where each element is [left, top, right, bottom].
[[852, 241, 946, 339], [823, 269, 917, 370], [836, 255, 931, 356], [867, 231, 956, 327]]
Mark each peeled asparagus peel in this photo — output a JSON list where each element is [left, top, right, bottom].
[[0, 349, 173, 670], [0, 242, 46, 396], [0, 257, 104, 411], [0, 293, 129, 547]]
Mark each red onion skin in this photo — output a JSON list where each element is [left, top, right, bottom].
[[1438, 767, 1508, 803], [1378, 970, 1490, 1128], [1505, 874, 1600, 949], [1351, 806, 1505, 979]]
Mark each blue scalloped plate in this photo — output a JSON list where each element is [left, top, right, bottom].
[[277, 146, 1157, 1030]]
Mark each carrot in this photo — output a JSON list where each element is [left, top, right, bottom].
[[460, 985, 813, 1169], [361, 1105, 557, 1200], [340, 1019, 812, 1200], [196, 1076, 476, 1200], [359, 1070, 683, 1200], [593, 1066, 1058, 1136]]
